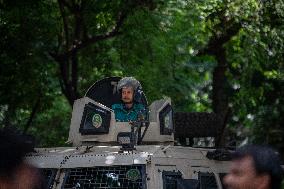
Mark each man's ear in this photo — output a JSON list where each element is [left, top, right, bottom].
[[255, 174, 270, 189]]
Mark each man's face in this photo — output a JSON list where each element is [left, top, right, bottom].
[[223, 156, 269, 189], [121, 87, 134, 104]]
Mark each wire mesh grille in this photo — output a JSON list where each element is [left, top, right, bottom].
[[162, 171, 182, 189], [199, 172, 218, 189], [41, 168, 57, 189], [62, 165, 146, 189]]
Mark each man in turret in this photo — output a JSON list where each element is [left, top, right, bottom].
[[112, 77, 146, 122]]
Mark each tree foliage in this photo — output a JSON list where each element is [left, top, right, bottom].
[[0, 0, 283, 156]]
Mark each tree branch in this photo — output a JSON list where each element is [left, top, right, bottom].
[[71, 51, 78, 98], [60, 0, 74, 12], [57, 0, 70, 51], [198, 21, 241, 56], [23, 97, 41, 134], [49, 1, 143, 105], [53, 11, 127, 60]]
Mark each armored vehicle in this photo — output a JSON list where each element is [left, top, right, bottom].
[[26, 77, 232, 189]]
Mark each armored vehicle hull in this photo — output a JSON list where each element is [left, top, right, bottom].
[[26, 77, 231, 189], [27, 145, 230, 189]]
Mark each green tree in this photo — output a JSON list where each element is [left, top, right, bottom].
[[1, 0, 283, 154]]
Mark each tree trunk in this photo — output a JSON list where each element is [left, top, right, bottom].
[[24, 97, 41, 133], [210, 48, 229, 147], [58, 56, 79, 106], [50, 0, 144, 106], [196, 9, 241, 145]]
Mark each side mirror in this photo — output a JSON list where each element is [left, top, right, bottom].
[[79, 103, 111, 135], [159, 104, 174, 135]]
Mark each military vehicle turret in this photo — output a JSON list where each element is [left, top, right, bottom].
[[26, 77, 232, 189]]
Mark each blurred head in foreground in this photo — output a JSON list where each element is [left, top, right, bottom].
[[223, 144, 283, 189], [0, 127, 44, 189]]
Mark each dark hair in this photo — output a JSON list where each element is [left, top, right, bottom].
[[0, 127, 35, 178], [232, 145, 283, 189]]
